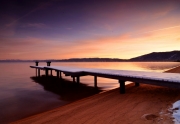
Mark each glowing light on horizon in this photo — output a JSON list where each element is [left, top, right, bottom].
[[140, 25, 180, 34]]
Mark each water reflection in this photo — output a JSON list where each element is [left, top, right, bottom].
[[134, 62, 180, 72], [31, 75, 102, 101]]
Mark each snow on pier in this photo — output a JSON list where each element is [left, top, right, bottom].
[[30, 65, 180, 94]]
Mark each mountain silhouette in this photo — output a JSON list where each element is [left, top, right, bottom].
[[130, 50, 180, 62]]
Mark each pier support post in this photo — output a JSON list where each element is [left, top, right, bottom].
[[56, 71, 59, 78], [45, 69, 48, 77], [51, 70, 52, 76], [38, 69, 40, 77], [35, 61, 39, 77], [77, 76, 80, 84], [73, 77, 75, 83], [94, 76, 97, 88], [119, 80, 125, 94], [135, 82, 139, 86], [59, 71, 62, 79], [36, 69, 37, 76]]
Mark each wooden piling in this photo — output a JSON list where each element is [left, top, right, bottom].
[[119, 80, 125, 94], [94, 76, 97, 88], [36, 69, 37, 76], [135, 82, 139, 86], [56, 71, 59, 78], [51, 70, 52, 76], [73, 77, 75, 83], [38, 69, 40, 77], [45, 69, 48, 76], [77, 76, 80, 84], [59, 71, 62, 78], [35, 61, 38, 76]]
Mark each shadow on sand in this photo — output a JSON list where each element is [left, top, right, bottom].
[[30, 75, 103, 102]]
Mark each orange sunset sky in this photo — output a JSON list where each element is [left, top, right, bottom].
[[0, 0, 180, 60]]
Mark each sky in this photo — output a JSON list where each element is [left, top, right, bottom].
[[0, 0, 180, 60]]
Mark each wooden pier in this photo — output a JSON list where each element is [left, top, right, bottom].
[[30, 62, 180, 94]]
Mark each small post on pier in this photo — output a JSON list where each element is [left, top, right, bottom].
[[135, 82, 139, 86], [46, 61, 51, 66], [94, 76, 97, 88], [119, 80, 125, 94], [35, 61, 39, 66]]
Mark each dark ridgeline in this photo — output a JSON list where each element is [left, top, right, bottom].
[[0, 50, 180, 62], [57, 58, 126, 62], [0, 58, 126, 62], [129, 50, 180, 62]]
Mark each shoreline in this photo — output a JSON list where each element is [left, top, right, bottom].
[[165, 64, 180, 73], [12, 65, 180, 124]]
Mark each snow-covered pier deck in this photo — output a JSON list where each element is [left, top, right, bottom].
[[30, 63, 180, 94]]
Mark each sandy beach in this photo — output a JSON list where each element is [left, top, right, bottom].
[[13, 66, 180, 124]]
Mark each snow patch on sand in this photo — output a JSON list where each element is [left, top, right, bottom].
[[172, 100, 180, 124]]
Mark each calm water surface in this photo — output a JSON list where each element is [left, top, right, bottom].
[[0, 62, 179, 123]]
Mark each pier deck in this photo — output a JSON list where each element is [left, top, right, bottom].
[[30, 65, 180, 93]]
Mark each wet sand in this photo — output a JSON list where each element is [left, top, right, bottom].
[[13, 66, 180, 124]]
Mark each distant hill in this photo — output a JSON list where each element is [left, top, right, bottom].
[[57, 58, 126, 62], [130, 50, 180, 62], [1, 51, 180, 62], [0, 58, 126, 62]]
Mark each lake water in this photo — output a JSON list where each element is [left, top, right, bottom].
[[0, 62, 179, 123]]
